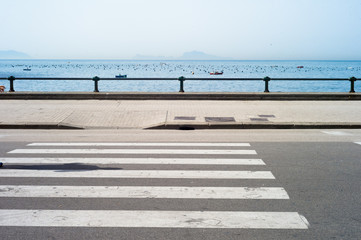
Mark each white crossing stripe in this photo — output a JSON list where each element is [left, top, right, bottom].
[[0, 186, 288, 199], [0, 157, 265, 165], [0, 169, 275, 179], [355, 142, 361, 145], [27, 143, 251, 147], [8, 149, 257, 155], [0, 210, 309, 229]]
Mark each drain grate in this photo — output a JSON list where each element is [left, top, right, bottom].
[[258, 115, 275, 118], [205, 117, 235, 122], [250, 118, 269, 121], [174, 116, 196, 121]]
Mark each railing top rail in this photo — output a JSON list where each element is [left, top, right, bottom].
[[0, 77, 356, 81], [0, 77, 179, 80]]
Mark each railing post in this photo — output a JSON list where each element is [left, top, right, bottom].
[[263, 76, 270, 93], [178, 76, 185, 92], [8, 76, 15, 92], [93, 76, 100, 92], [349, 77, 356, 93]]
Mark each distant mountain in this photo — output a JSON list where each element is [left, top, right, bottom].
[[133, 54, 172, 60], [0, 50, 31, 59], [179, 51, 228, 60], [133, 51, 231, 60]]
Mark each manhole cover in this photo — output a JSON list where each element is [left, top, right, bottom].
[[205, 117, 235, 122], [174, 116, 196, 121]]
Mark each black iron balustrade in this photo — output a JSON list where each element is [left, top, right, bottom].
[[0, 76, 358, 93]]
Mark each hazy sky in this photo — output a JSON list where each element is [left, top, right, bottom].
[[1, 0, 361, 60]]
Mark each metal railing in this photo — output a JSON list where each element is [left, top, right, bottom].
[[0, 76, 358, 93]]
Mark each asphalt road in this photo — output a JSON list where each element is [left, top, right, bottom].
[[0, 129, 360, 240]]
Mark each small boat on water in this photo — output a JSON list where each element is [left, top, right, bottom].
[[209, 71, 223, 75], [23, 67, 31, 71], [297, 66, 304, 69], [115, 74, 127, 78]]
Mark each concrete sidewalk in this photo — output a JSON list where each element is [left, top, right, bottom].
[[1, 99, 361, 129]]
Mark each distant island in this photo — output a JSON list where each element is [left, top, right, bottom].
[[133, 51, 231, 60], [0, 50, 30, 59], [179, 51, 231, 60]]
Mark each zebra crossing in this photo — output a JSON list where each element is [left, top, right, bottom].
[[0, 142, 309, 229]]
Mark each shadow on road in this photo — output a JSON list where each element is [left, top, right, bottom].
[[2, 163, 122, 171]]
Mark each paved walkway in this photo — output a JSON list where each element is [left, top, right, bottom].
[[1, 99, 361, 129]]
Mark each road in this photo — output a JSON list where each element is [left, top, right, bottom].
[[0, 129, 360, 239]]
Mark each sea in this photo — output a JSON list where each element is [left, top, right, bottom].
[[0, 60, 360, 92]]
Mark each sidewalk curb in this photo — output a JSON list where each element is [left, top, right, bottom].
[[0, 123, 84, 130], [146, 122, 361, 130], [1, 92, 361, 100], [1, 122, 361, 130]]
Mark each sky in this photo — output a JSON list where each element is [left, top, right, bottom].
[[1, 0, 361, 60]]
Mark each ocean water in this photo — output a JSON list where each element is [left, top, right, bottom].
[[0, 60, 360, 92]]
